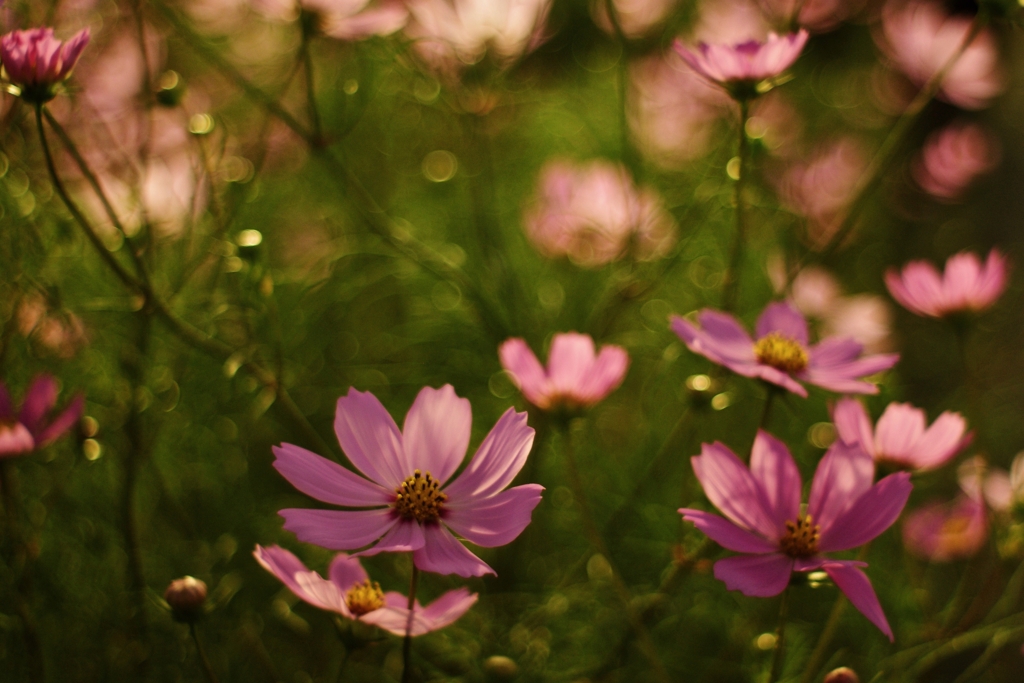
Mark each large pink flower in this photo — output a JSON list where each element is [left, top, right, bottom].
[[673, 30, 809, 95], [254, 545, 477, 635], [833, 398, 970, 472], [0, 28, 90, 102], [499, 333, 629, 411], [885, 249, 1008, 318], [275, 385, 542, 578], [670, 302, 899, 398], [680, 431, 912, 640], [0, 375, 84, 457]]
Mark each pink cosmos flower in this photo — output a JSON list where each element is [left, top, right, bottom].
[[673, 30, 809, 95], [0, 28, 90, 102], [524, 159, 676, 266], [254, 545, 477, 634], [251, 0, 408, 40], [833, 398, 970, 472], [499, 333, 629, 411], [877, 2, 1004, 110], [593, 0, 676, 39], [0, 375, 84, 457], [275, 385, 542, 578], [758, 0, 865, 34], [884, 249, 1008, 318], [670, 302, 899, 398], [913, 122, 999, 202], [680, 431, 912, 639], [902, 494, 987, 562]]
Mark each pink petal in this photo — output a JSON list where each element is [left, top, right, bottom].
[[907, 411, 969, 470], [417, 587, 478, 630], [18, 375, 58, 436], [679, 509, 779, 553], [413, 524, 495, 577], [443, 484, 543, 548], [547, 333, 597, 397], [279, 508, 397, 550], [328, 552, 370, 592], [360, 588, 477, 636], [402, 385, 471, 484], [832, 398, 876, 456], [902, 493, 987, 562], [713, 553, 793, 597], [874, 403, 926, 460], [442, 408, 534, 500], [749, 430, 802, 529], [577, 344, 629, 404], [672, 310, 756, 365], [323, 3, 408, 39], [272, 443, 392, 506], [691, 442, 782, 541], [254, 545, 351, 616], [35, 394, 83, 447], [333, 388, 406, 488], [354, 518, 426, 556], [817, 472, 912, 552], [499, 338, 550, 408], [0, 423, 34, 457], [755, 302, 809, 345], [823, 561, 894, 641], [808, 439, 875, 534]]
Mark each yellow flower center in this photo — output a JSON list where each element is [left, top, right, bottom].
[[345, 579, 385, 616], [393, 470, 447, 523], [754, 333, 809, 374], [780, 515, 820, 558]]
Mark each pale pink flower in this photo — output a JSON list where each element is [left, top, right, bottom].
[[499, 333, 629, 411], [758, 0, 865, 33], [680, 431, 912, 639], [833, 398, 970, 472], [902, 493, 987, 562], [16, 293, 89, 359], [0, 376, 84, 457], [671, 301, 899, 398], [251, 0, 408, 39], [673, 30, 809, 96], [885, 249, 1008, 318], [913, 122, 999, 201], [877, 2, 1004, 110], [592, 0, 677, 39], [275, 385, 542, 578], [254, 545, 477, 634], [958, 455, 1024, 516], [0, 27, 90, 102], [524, 159, 676, 266]]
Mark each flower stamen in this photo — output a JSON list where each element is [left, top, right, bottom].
[[393, 470, 447, 523], [755, 333, 809, 373], [780, 514, 820, 558], [345, 579, 385, 616]]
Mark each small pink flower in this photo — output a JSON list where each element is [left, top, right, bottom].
[[593, 0, 676, 39], [251, 0, 408, 40], [0, 375, 84, 457], [275, 385, 542, 578], [680, 431, 912, 639], [499, 333, 629, 411], [758, 0, 865, 33], [254, 545, 477, 634], [670, 301, 899, 398], [0, 27, 90, 103], [885, 249, 1008, 318], [672, 30, 809, 96], [913, 122, 999, 202], [902, 494, 987, 562], [878, 2, 1003, 110], [833, 398, 970, 472], [524, 159, 676, 266]]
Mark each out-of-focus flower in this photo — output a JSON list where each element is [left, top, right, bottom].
[[524, 159, 676, 266], [776, 137, 868, 248], [673, 30, 809, 98], [959, 455, 1024, 516], [914, 122, 999, 201], [877, 2, 1004, 110], [254, 545, 477, 634], [251, 0, 407, 40], [164, 576, 208, 622], [275, 385, 542, 578], [404, 0, 551, 75], [823, 667, 861, 683], [903, 493, 987, 562], [592, 0, 678, 39], [885, 249, 1008, 318], [680, 431, 911, 639], [16, 292, 89, 359], [758, 0, 865, 33], [671, 301, 899, 398], [499, 333, 629, 411], [0, 375, 84, 457], [0, 27, 90, 103], [833, 398, 970, 472]]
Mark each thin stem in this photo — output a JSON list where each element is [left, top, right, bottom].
[[402, 564, 420, 683], [333, 646, 350, 683], [602, 0, 637, 176], [759, 388, 777, 432], [768, 587, 791, 683], [799, 595, 848, 683], [190, 622, 220, 683], [299, 26, 324, 145], [722, 98, 750, 312]]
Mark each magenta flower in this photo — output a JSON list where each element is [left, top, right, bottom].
[[274, 385, 542, 578], [670, 302, 899, 398], [833, 398, 970, 472], [885, 249, 1008, 318], [673, 30, 809, 96], [902, 494, 987, 562], [0, 375, 84, 457], [0, 28, 90, 103], [254, 545, 477, 634], [680, 431, 912, 639], [499, 333, 629, 411]]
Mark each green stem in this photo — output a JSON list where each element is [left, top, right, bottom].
[[190, 622, 220, 683], [299, 27, 324, 145], [402, 564, 420, 683], [722, 98, 750, 312], [759, 388, 777, 433], [768, 587, 791, 683], [799, 595, 847, 683]]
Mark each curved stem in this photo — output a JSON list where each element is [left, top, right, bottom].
[[190, 622, 220, 683], [722, 98, 750, 312], [768, 587, 791, 683], [402, 564, 419, 683]]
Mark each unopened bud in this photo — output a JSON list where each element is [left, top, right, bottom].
[[483, 655, 519, 679], [165, 576, 208, 622], [824, 667, 859, 683]]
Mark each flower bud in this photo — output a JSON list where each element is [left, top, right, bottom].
[[483, 655, 519, 679], [824, 667, 860, 683], [165, 576, 208, 622]]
